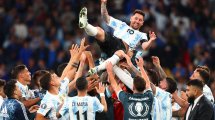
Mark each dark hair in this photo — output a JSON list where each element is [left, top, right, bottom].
[[57, 63, 68, 77], [133, 76, 146, 92], [11, 64, 27, 79], [133, 9, 145, 17], [30, 70, 49, 89], [76, 76, 88, 91], [40, 72, 52, 90], [147, 69, 159, 86], [187, 79, 204, 91], [4, 79, 17, 98], [196, 69, 210, 84], [0, 79, 5, 88], [196, 65, 210, 73], [166, 77, 177, 94]]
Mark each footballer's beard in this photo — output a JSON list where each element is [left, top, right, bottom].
[[188, 95, 195, 104]]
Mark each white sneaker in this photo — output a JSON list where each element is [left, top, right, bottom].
[[79, 7, 88, 28], [87, 67, 98, 76]]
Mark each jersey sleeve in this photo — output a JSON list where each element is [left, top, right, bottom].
[[59, 77, 70, 95], [59, 99, 69, 116], [15, 101, 29, 120], [37, 101, 53, 117], [140, 32, 148, 42], [117, 90, 128, 104], [93, 97, 104, 113], [108, 17, 124, 30]]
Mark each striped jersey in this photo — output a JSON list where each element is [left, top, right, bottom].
[[155, 87, 172, 120], [203, 84, 214, 104], [37, 77, 69, 119], [59, 96, 104, 120], [108, 17, 148, 49], [16, 81, 35, 100], [151, 96, 162, 120]]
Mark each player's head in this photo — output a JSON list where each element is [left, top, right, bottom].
[[190, 65, 210, 84], [165, 77, 177, 94], [4, 79, 22, 99], [40, 71, 61, 91], [11, 64, 31, 85], [186, 79, 203, 104], [76, 76, 88, 91], [147, 69, 159, 86], [133, 75, 146, 92], [130, 9, 145, 30], [30, 70, 49, 89]]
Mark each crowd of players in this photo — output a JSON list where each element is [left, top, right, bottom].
[[0, 0, 215, 120]]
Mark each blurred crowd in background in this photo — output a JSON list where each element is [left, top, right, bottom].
[[0, 0, 215, 96]]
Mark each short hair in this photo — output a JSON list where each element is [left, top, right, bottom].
[[132, 9, 145, 17], [196, 69, 210, 84], [11, 64, 26, 79], [133, 76, 146, 92], [196, 65, 210, 73], [0, 79, 5, 88], [57, 63, 68, 77], [4, 79, 17, 98], [76, 77, 88, 91], [40, 72, 52, 90], [166, 77, 177, 94], [30, 70, 49, 89], [147, 69, 159, 86], [187, 79, 204, 91]]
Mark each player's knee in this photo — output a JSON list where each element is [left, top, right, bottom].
[[114, 50, 125, 59], [95, 27, 105, 41]]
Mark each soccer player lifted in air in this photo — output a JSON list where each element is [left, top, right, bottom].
[[79, 0, 156, 75]]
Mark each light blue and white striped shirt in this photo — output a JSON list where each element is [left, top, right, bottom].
[[155, 87, 172, 120], [108, 17, 148, 49], [59, 96, 104, 120], [203, 84, 214, 104], [151, 96, 162, 120], [37, 77, 69, 120]]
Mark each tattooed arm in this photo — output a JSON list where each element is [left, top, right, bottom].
[[101, 0, 110, 24]]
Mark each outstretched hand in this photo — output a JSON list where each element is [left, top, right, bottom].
[[135, 57, 144, 67], [95, 82, 106, 94], [149, 31, 157, 41], [79, 38, 89, 53], [124, 54, 133, 67], [151, 56, 160, 67]]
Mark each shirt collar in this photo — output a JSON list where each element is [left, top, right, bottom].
[[16, 81, 28, 90], [193, 94, 203, 107]]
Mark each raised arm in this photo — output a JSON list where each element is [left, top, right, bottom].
[[142, 31, 156, 50], [172, 91, 189, 117], [68, 53, 87, 92], [136, 57, 151, 89], [106, 62, 122, 93], [124, 54, 141, 76], [61, 38, 89, 81], [151, 56, 167, 80], [95, 83, 107, 112], [84, 51, 95, 69], [101, 0, 110, 24]]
